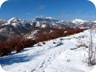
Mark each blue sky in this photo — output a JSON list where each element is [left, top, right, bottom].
[[0, 0, 96, 20]]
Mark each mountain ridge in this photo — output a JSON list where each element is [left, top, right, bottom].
[[0, 17, 95, 42]]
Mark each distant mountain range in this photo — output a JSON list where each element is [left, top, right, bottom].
[[0, 17, 96, 29], [0, 17, 96, 41]]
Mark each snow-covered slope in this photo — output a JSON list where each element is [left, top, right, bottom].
[[0, 30, 95, 72]]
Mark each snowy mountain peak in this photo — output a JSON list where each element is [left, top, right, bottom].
[[92, 21, 96, 23], [7, 17, 21, 24], [72, 19, 88, 24], [46, 17, 55, 20]]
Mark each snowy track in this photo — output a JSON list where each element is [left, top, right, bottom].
[[31, 44, 65, 72]]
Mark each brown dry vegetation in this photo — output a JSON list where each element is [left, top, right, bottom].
[[36, 28, 85, 42], [0, 37, 37, 56], [0, 28, 85, 56]]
